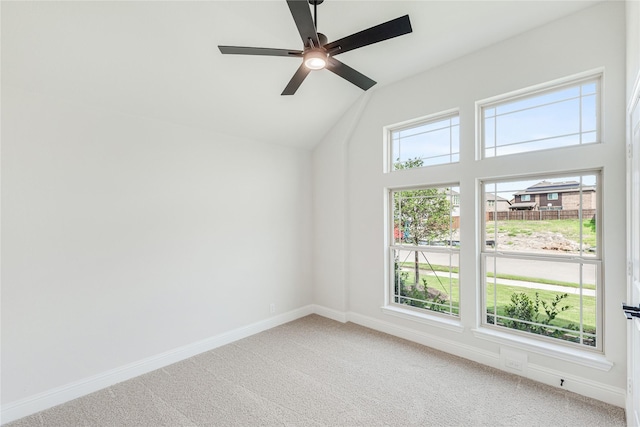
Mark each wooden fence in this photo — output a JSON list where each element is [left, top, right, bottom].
[[486, 209, 596, 221]]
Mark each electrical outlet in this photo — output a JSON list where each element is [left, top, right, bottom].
[[270, 303, 276, 314], [500, 348, 527, 373], [505, 358, 523, 371]]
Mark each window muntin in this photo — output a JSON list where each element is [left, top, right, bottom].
[[482, 173, 601, 349], [390, 113, 459, 170], [482, 77, 600, 158], [390, 185, 460, 317]]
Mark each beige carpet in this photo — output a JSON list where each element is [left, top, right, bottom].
[[6, 315, 626, 426]]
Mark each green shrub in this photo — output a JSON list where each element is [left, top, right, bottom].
[[504, 291, 571, 336]]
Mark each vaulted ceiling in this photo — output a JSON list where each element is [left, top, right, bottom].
[[2, 1, 602, 149]]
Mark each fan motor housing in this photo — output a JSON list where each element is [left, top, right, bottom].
[[317, 33, 328, 47]]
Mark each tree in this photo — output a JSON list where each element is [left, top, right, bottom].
[[393, 158, 453, 287]]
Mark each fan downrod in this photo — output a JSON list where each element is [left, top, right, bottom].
[[309, 0, 323, 30]]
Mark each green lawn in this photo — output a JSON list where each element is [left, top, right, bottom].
[[396, 268, 460, 314], [396, 265, 596, 334]]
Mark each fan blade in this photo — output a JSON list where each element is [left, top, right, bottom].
[[324, 15, 412, 56], [325, 57, 376, 91], [218, 46, 303, 57], [286, 0, 320, 48], [282, 63, 311, 95]]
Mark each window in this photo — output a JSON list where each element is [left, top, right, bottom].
[[547, 193, 559, 200], [388, 112, 459, 170], [481, 76, 600, 158], [483, 173, 601, 349], [520, 194, 531, 202], [390, 185, 460, 316]]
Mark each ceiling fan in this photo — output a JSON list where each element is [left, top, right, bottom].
[[218, 0, 412, 95]]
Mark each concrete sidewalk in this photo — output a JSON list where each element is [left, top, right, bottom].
[[489, 277, 596, 297], [420, 271, 596, 297]]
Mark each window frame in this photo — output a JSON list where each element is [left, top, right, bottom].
[[477, 73, 602, 160], [385, 109, 460, 173], [480, 171, 603, 352], [387, 184, 461, 319]]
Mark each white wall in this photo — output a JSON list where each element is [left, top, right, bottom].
[[1, 86, 313, 406], [628, 0, 640, 99], [313, 1, 627, 404], [311, 94, 372, 315]]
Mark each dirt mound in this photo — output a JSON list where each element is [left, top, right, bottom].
[[501, 231, 581, 252]]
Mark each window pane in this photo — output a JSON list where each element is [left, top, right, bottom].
[[495, 86, 579, 116], [494, 98, 580, 148], [484, 118, 496, 150], [493, 135, 581, 157], [391, 113, 460, 170], [482, 77, 600, 157], [583, 131, 597, 144], [582, 82, 597, 95], [391, 185, 460, 317], [581, 94, 597, 133], [451, 124, 460, 154], [484, 175, 597, 256], [484, 256, 597, 347], [393, 186, 458, 246], [394, 249, 459, 316]]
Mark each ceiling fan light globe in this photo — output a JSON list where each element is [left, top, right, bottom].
[[304, 50, 327, 70]]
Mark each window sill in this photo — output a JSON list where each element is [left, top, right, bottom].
[[381, 305, 464, 333], [472, 327, 613, 371]]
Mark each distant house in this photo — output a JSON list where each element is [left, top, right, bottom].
[[451, 189, 460, 216], [485, 192, 511, 212], [510, 180, 596, 211]]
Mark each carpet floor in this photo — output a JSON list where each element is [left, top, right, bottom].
[[6, 314, 626, 426]]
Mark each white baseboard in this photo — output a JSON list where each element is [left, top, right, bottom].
[[526, 363, 626, 407], [1, 305, 314, 425], [311, 304, 348, 323], [332, 308, 626, 409]]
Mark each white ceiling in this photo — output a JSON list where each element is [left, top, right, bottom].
[[2, 1, 603, 150]]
